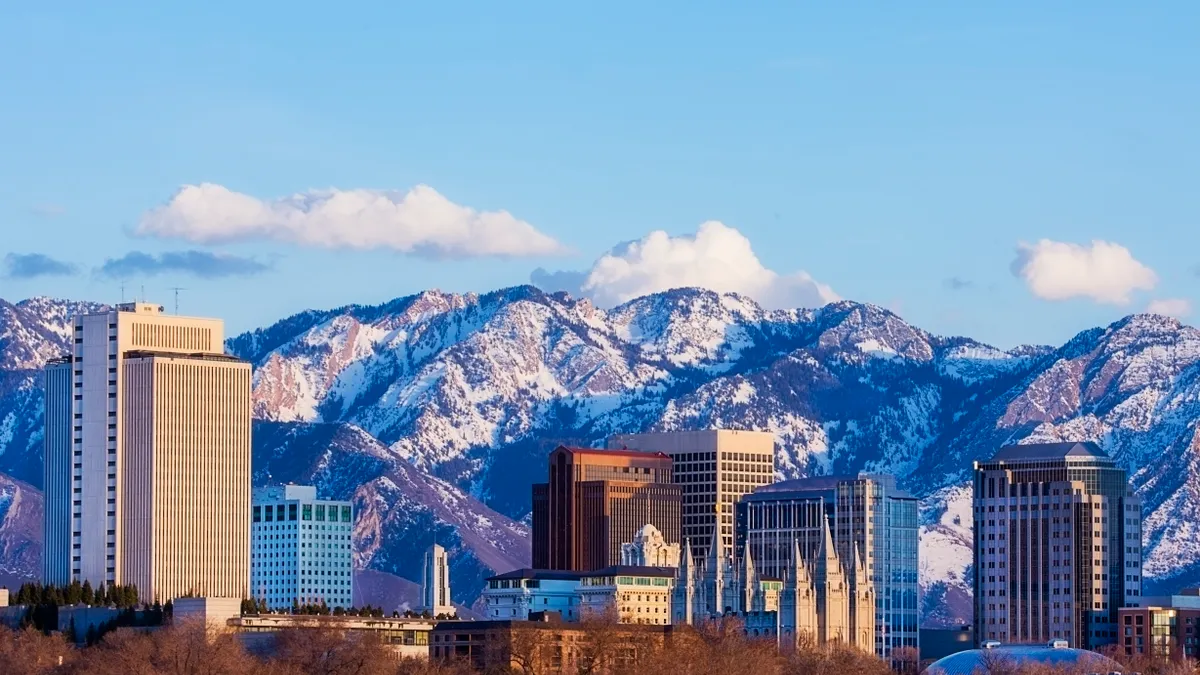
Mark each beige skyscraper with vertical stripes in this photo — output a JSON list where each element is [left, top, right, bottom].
[[44, 302, 251, 602]]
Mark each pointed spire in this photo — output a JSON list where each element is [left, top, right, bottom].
[[707, 526, 722, 575], [679, 538, 693, 580], [822, 517, 838, 564], [793, 538, 810, 583]]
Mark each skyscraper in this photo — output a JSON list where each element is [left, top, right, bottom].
[[251, 485, 354, 610], [43, 302, 251, 602], [531, 446, 681, 571], [421, 544, 456, 617], [608, 430, 775, 566], [973, 442, 1142, 650], [735, 474, 918, 658]]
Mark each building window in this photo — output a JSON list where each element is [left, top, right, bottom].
[[341, 506, 352, 523], [289, 504, 298, 521], [303, 505, 312, 521], [316, 505, 326, 522], [253, 506, 262, 523]]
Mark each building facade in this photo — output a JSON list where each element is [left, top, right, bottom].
[[608, 430, 775, 567], [483, 569, 583, 621], [421, 544, 456, 617], [231, 614, 435, 660], [430, 616, 671, 672], [1117, 590, 1200, 660], [577, 565, 676, 625], [531, 446, 681, 572], [43, 302, 251, 602], [973, 442, 1143, 650], [251, 485, 353, 610], [735, 474, 919, 658]]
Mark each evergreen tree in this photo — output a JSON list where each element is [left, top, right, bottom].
[[81, 580, 94, 606], [66, 579, 82, 605], [291, 599, 300, 615]]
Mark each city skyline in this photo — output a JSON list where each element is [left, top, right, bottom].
[[4, 4, 1200, 349]]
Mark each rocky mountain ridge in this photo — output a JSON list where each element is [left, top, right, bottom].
[[2, 288, 1199, 625]]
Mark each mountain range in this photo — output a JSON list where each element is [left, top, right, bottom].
[[2, 287, 1199, 625]]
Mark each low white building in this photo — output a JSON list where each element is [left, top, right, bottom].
[[578, 566, 676, 625], [483, 565, 678, 626], [482, 569, 583, 621]]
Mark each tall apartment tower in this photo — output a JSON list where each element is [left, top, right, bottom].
[[735, 474, 919, 659], [531, 446, 681, 571], [421, 544, 456, 617], [973, 442, 1142, 650], [43, 302, 251, 602], [608, 430, 775, 567], [251, 485, 354, 610]]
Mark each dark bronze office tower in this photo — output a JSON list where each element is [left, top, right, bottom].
[[531, 446, 680, 572], [973, 442, 1142, 651]]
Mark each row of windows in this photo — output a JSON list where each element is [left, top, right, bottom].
[[253, 503, 352, 523]]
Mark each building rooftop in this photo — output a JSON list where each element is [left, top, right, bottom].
[[124, 350, 247, 363], [582, 565, 678, 578], [742, 474, 915, 502], [555, 446, 672, 461], [988, 441, 1110, 463], [486, 568, 583, 582], [925, 644, 1120, 675]]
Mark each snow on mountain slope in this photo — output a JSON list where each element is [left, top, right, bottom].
[[251, 420, 529, 604], [5, 290, 1200, 625], [0, 471, 41, 590]]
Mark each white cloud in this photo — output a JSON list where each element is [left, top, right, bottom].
[[1011, 239, 1157, 305], [534, 221, 838, 309], [137, 183, 568, 258], [1146, 298, 1191, 319]]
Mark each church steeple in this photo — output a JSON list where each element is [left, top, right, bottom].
[[741, 542, 759, 613]]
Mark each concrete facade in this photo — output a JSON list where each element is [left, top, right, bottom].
[[44, 302, 251, 602], [608, 430, 775, 566], [251, 485, 353, 610], [973, 442, 1142, 650], [483, 569, 583, 621], [421, 544, 455, 617]]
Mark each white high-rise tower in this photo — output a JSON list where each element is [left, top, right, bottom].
[[43, 302, 251, 602], [421, 544, 455, 617]]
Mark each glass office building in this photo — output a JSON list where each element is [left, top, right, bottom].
[[735, 474, 919, 659]]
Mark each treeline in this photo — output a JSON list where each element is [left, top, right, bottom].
[[13, 582, 142, 609], [240, 598, 393, 617], [2, 618, 1197, 675]]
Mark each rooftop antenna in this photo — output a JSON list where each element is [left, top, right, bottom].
[[120, 282, 125, 303], [140, 285, 145, 303], [170, 287, 187, 314]]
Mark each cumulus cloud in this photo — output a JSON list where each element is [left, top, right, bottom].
[[2, 253, 78, 279], [138, 183, 568, 259], [1011, 239, 1157, 305], [98, 250, 269, 279], [532, 221, 838, 309], [1146, 298, 1192, 319]]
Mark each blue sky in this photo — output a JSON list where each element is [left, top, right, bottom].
[[2, 2, 1198, 348]]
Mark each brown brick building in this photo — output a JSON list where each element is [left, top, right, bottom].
[[1117, 591, 1200, 660], [430, 614, 672, 672], [532, 446, 680, 571]]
